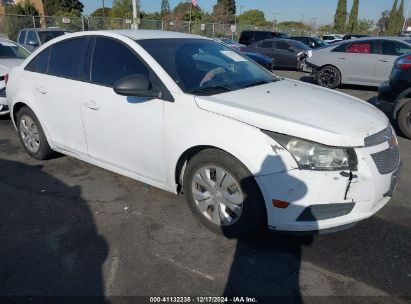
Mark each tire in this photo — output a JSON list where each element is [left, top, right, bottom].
[[183, 148, 266, 238], [397, 102, 411, 139], [17, 106, 54, 160], [315, 65, 341, 89]]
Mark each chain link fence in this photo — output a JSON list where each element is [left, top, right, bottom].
[[0, 13, 317, 42]]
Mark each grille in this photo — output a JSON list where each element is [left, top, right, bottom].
[[371, 145, 400, 175], [364, 125, 392, 147], [0, 88, 5, 98]]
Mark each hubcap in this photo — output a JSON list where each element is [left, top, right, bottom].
[[318, 68, 337, 87], [191, 166, 244, 226], [19, 115, 40, 153]]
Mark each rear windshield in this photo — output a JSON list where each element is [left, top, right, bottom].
[[0, 41, 30, 59], [38, 31, 65, 44]]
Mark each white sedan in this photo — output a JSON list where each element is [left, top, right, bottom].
[[0, 39, 30, 115], [7, 30, 400, 237]]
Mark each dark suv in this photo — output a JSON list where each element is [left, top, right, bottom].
[[239, 30, 288, 46], [378, 53, 411, 139]]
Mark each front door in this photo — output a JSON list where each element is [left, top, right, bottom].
[[81, 37, 166, 183]]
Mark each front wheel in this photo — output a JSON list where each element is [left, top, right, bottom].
[[315, 65, 341, 89], [398, 102, 411, 139], [17, 106, 54, 160], [183, 149, 266, 238]]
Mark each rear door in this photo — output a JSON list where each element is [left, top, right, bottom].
[[27, 37, 89, 155], [332, 40, 378, 85], [256, 40, 275, 58], [375, 40, 411, 83]]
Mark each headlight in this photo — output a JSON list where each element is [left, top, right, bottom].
[[263, 131, 358, 171]]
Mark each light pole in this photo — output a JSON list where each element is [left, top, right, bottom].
[[301, 13, 307, 24], [132, 0, 139, 29], [272, 13, 279, 31], [312, 17, 318, 33], [403, 0, 411, 33]]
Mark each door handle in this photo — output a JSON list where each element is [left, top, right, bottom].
[[338, 57, 347, 60], [378, 59, 389, 63], [35, 85, 47, 94], [83, 100, 99, 110]]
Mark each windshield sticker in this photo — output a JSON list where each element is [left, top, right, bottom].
[[220, 50, 247, 62], [0, 42, 16, 47]]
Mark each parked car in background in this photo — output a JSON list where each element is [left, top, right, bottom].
[[289, 36, 328, 49], [17, 28, 69, 51], [303, 37, 411, 89], [377, 53, 411, 139], [242, 51, 274, 71], [0, 39, 30, 116], [7, 30, 399, 236], [322, 34, 343, 44], [343, 34, 370, 40], [213, 38, 273, 71], [213, 38, 245, 51], [244, 38, 311, 69], [239, 30, 289, 46]]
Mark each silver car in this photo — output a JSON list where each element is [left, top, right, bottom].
[[305, 37, 411, 88]]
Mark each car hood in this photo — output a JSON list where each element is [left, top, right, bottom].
[[0, 59, 24, 74], [194, 79, 388, 147]]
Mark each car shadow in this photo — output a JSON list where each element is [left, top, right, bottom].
[[222, 155, 313, 303], [0, 159, 108, 299]]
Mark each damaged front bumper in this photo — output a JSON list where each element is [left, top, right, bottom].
[[255, 141, 400, 233]]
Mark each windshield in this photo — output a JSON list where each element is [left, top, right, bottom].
[[138, 38, 278, 95], [0, 41, 30, 59], [289, 40, 311, 50], [312, 37, 328, 46], [38, 31, 65, 44]]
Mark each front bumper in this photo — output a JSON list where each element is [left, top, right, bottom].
[[255, 140, 400, 233]]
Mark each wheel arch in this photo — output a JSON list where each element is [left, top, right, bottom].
[[12, 102, 30, 127]]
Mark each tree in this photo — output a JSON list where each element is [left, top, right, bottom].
[[90, 7, 112, 17], [110, 0, 136, 18], [173, 2, 203, 22], [238, 10, 266, 26], [334, 0, 347, 33], [161, 0, 170, 17], [377, 10, 390, 34], [212, 0, 236, 24], [357, 18, 375, 33], [396, 0, 405, 34], [4, 1, 40, 41], [43, 0, 84, 16], [346, 0, 359, 33], [387, 0, 398, 35]]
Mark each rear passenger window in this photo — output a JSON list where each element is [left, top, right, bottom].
[[91, 37, 149, 87], [254, 32, 270, 42], [48, 38, 88, 80], [381, 40, 411, 56], [276, 41, 291, 50], [18, 31, 26, 44], [25, 47, 51, 73], [260, 41, 273, 48]]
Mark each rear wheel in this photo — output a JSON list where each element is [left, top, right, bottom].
[[398, 102, 411, 139], [183, 148, 266, 238], [316, 65, 341, 89], [17, 107, 53, 160]]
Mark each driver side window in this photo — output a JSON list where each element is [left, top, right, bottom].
[[91, 37, 150, 87]]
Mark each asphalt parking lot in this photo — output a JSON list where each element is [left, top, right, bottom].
[[0, 70, 410, 303]]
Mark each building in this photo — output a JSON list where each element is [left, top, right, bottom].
[[0, 0, 45, 15]]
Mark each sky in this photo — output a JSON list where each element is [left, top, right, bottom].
[[83, 0, 411, 25]]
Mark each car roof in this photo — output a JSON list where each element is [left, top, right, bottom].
[[0, 37, 16, 43], [19, 28, 67, 32], [106, 30, 204, 40], [339, 36, 411, 42]]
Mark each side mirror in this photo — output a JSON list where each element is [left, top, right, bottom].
[[113, 74, 160, 98], [27, 40, 39, 47], [289, 47, 295, 52]]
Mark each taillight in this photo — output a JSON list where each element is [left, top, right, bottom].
[[396, 55, 411, 70], [4, 74, 8, 85]]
